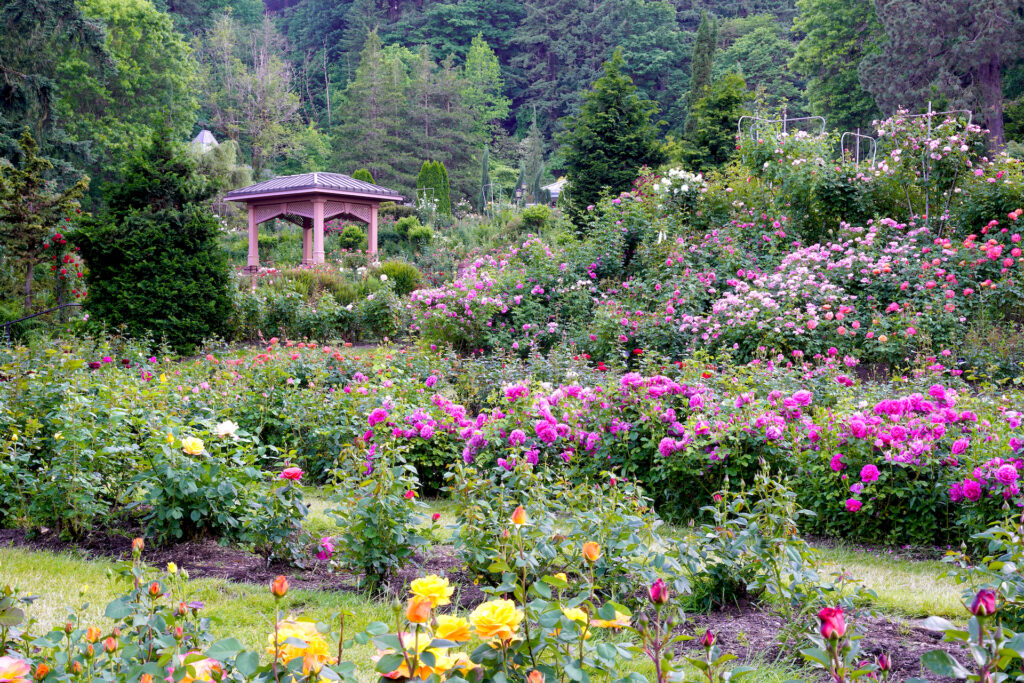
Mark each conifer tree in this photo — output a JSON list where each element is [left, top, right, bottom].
[[684, 11, 718, 135], [559, 50, 665, 221], [480, 146, 490, 210]]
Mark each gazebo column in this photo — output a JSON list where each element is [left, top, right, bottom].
[[313, 198, 325, 264], [368, 204, 378, 262], [246, 204, 259, 272], [301, 217, 313, 266]]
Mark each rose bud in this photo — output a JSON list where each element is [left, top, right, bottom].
[[148, 582, 161, 597], [34, 663, 50, 681], [528, 671, 544, 683], [131, 538, 144, 554], [270, 575, 289, 599], [969, 589, 998, 617], [817, 606, 846, 640], [700, 630, 715, 648], [510, 505, 527, 526], [103, 637, 118, 653], [876, 653, 892, 672], [72, 661, 84, 674], [648, 578, 670, 605], [406, 596, 432, 624]]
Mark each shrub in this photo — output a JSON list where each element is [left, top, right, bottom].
[[379, 201, 416, 220], [326, 441, 427, 588], [379, 260, 422, 295], [75, 131, 232, 352], [351, 167, 375, 184], [521, 204, 551, 230], [394, 215, 421, 239], [337, 224, 366, 251], [407, 223, 434, 245]]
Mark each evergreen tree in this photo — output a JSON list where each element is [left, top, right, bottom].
[[859, 0, 1022, 145], [76, 130, 232, 352], [436, 160, 452, 216], [683, 11, 717, 135], [791, 0, 881, 132], [715, 16, 807, 116], [0, 131, 89, 309], [461, 33, 511, 134], [520, 110, 545, 202], [558, 49, 665, 220], [334, 31, 410, 191], [352, 168, 375, 183], [678, 73, 751, 171], [479, 146, 490, 209]]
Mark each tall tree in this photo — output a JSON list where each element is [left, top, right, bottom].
[[715, 16, 807, 116], [558, 50, 665, 219], [334, 32, 411, 191], [57, 0, 198, 191], [0, 0, 108, 183], [196, 15, 304, 176], [677, 72, 752, 171], [520, 109, 544, 202], [790, 0, 881, 132], [76, 130, 232, 352], [0, 131, 88, 309], [859, 0, 1023, 145], [461, 34, 511, 134], [684, 11, 717, 135]]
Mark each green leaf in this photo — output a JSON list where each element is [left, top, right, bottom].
[[374, 654, 405, 674], [921, 650, 970, 678], [205, 638, 243, 661], [234, 651, 259, 677]]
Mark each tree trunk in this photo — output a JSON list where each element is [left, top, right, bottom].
[[979, 55, 1005, 148], [23, 262, 34, 311]]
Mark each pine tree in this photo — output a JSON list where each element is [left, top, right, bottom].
[[520, 109, 545, 203], [461, 33, 511, 134], [860, 0, 1022, 145], [436, 160, 452, 216], [558, 49, 665, 221], [679, 73, 751, 171], [683, 11, 717, 135]]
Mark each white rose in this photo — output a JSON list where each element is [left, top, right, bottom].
[[214, 420, 239, 438]]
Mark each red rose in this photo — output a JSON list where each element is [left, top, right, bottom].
[[817, 606, 846, 639]]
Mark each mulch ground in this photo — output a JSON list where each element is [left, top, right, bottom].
[[0, 527, 966, 681]]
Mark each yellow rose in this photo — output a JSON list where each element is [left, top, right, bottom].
[[181, 436, 204, 455], [267, 619, 335, 670], [591, 611, 631, 630], [167, 562, 178, 575], [434, 615, 471, 642], [410, 575, 454, 607], [470, 599, 524, 643], [560, 607, 588, 623]]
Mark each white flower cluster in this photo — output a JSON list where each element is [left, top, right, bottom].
[[650, 167, 707, 197]]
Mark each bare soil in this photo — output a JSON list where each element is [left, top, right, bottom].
[[0, 528, 965, 680]]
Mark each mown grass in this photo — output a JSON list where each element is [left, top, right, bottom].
[[0, 500, 960, 682]]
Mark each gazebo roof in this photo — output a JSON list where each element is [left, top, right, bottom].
[[225, 172, 403, 202]]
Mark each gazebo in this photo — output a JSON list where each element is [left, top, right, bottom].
[[224, 172, 403, 271]]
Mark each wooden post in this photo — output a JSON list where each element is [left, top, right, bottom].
[[301, 217, 313, 266], [368, 203, 378, 263], [313, 198, 325, 265], [246, 204, 259, 272]]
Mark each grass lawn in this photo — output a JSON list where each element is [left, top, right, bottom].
[[0, 499, 963, 682]]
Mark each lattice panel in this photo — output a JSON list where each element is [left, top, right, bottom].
[[254, 204, 284, 224], [324, 201, 372, 223], [285, 201, 314, 218]]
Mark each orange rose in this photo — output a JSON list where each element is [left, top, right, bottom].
[[270, 575, 289, 599], [406, 596, 432, 624], [510, 505, 527, 526], [582, 542, 601, 562]]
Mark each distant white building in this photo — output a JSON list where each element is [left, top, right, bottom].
[[542, 177, 567, 201], [191, 129, 218, 152]]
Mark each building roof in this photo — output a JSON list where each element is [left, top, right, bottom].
[[224, 172, 403, 202], [192, 129, 218, 148], [541, 177, 568, 197]]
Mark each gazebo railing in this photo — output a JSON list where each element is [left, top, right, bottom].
[[2, 303, 82, 344]]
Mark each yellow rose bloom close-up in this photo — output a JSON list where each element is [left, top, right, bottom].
[[181, 436, 205, 455], [591, 611, 631, 629], [410, 574, 454, 607], [560, 607, 588, 623], [470, 599, 524, 643], [267, 618, 336, 670], [434, 614, 471, 642]]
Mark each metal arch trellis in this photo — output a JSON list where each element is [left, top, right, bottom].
[[745, 115, 827, 144], [839, 131, 877, 166]]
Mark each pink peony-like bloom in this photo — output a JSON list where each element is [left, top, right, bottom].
[[951, 438, 969, 455], [368, 408, 389, 427], [830, 453, 846, 472], [996, 464, 1019, 486], [962, 479, 982, 501], [509, 429, 527, 446], [279, 467, 303, 481], [860, 464, 880, 483], [845, 498, 862, 512], [316, 536, 335, 561]]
